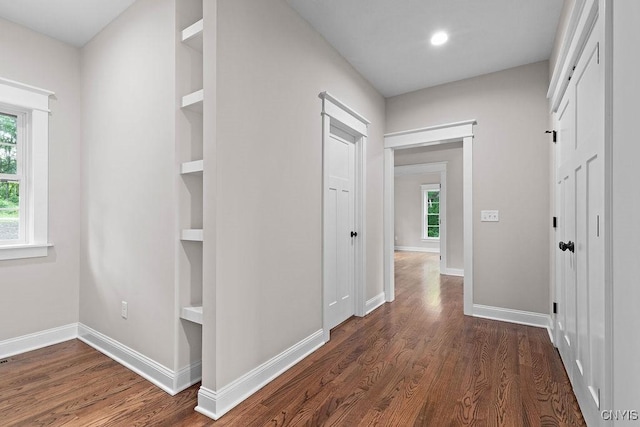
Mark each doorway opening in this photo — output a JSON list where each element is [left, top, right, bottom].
[[383, 120, 475, 315]]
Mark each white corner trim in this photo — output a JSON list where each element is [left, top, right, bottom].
[[440, 268, 464, 277], [0, 323, 77, 359], [365, 293, 386, 315], [472, 305, 551, 329], [394, 246, 439, 254], [196, 329, 324, 420], [77, 323, 201, 396]]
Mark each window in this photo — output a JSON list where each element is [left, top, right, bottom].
[[0, 111, 23, 242], [0, 77, 53, 260], [421, 184, 440, 240]]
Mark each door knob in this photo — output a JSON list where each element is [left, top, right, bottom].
[[559, 241, 575, 253], [351, 231, 358, 238]]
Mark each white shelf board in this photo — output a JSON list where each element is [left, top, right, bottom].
[[181, 229, 203, 242], [181, 89, 203, 113], [181, 159, 203, 175], [182, 19, 203, 52], [180, 306, 203, 324]]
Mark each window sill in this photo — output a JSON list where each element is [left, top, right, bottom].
[[0, 243, 53, 261], [421, 238, 440, 242]]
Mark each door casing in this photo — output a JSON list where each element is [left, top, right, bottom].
[[320, 92, 368, 342], [383, 120, 475, 315]]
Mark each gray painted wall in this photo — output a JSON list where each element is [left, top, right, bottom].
[[386, 61, 551, 314], [0, 18, 81, 341], [207, 0, 385, 388], [395, 144, 464, 270], [79, 0, 177, 369]]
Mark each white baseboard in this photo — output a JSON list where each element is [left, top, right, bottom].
[[440, 268, 464, 277], [78, 323, 201, 396], [196, 329, 324, 420], [176, 360, 203, 394], [547, 316, 555, 345], [394, 246, 439, 253], [365, 292, 386, 315], [472, 304, 551, 329], [0, 323, 78, 359]]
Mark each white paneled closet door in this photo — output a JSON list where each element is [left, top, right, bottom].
[[554, 18, 605, 426]]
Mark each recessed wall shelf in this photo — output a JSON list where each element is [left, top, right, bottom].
[[181, 305, 203, 324], [181, 229, 203, 242], [182, 19, 203, 52], [181, 89, 203, 113], [181, 160, 204, 175]]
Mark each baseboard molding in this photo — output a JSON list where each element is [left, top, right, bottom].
[[394, 246, 439, 254], [175, 360, 203, 394], [440, 268, 464, 277], [365, 292, 386, 315], [472, 304, 551, 329], [547, 316, 555, 345], [196, 329, 324, 420], [0, 323, 78, 359], [78, 323, 201, 396]]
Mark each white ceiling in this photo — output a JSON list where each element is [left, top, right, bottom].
[[0, 0, 136, 47], [287, 0, 564, 97], [0, 0, 563, 95]]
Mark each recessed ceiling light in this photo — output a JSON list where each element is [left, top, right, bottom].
[[431, 31, 448, 46]]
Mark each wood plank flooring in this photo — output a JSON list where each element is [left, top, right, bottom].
[[0, 252, 584, 426]]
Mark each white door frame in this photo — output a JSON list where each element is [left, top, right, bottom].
[[394, 162, 449, 273], [320, 92, 368, 342], [384, 120, 475, 315]]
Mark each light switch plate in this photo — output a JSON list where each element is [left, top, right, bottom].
[[481, 210, 499, 222]]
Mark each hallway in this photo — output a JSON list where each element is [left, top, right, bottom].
[[199, 251, 585, 425], [0, 252, 584, 425]]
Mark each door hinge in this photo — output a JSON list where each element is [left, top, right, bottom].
[[597, 215, 600, 237], [545, 130, 557, 143], [553, 302, 558, 314], [553, 216, 557, 228], [597, 43, 600, 64], [439, 255, 442, 260], [568, 65, 576, 82]]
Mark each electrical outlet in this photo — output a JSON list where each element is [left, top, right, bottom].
[[481, 210, 499, 222], [121, 301, 128, 319]]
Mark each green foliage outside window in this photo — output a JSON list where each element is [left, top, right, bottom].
[[425, 190, 440, 238], [0, 113, 19, 220]]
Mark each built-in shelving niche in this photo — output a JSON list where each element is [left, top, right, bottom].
[[176, 0, 204, 378]]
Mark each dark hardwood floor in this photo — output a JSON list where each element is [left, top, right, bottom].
[[0, 252, 584, 426]]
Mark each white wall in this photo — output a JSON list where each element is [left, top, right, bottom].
[[394, 173, 440, 250], [0, 18, 81, 340], [395, 143, 464, 269], [206, 0, 385, 389], [386, 62, 551, 314], [612, 0, 640, 417], [79, 0, 177, 369]]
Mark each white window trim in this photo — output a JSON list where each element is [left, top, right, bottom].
[[0, 77, 53, 261], [421, 184, 441, 241]]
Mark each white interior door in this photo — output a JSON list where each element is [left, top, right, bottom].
[[326, 126, 356, 330], [554, 22, 605, 424]]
